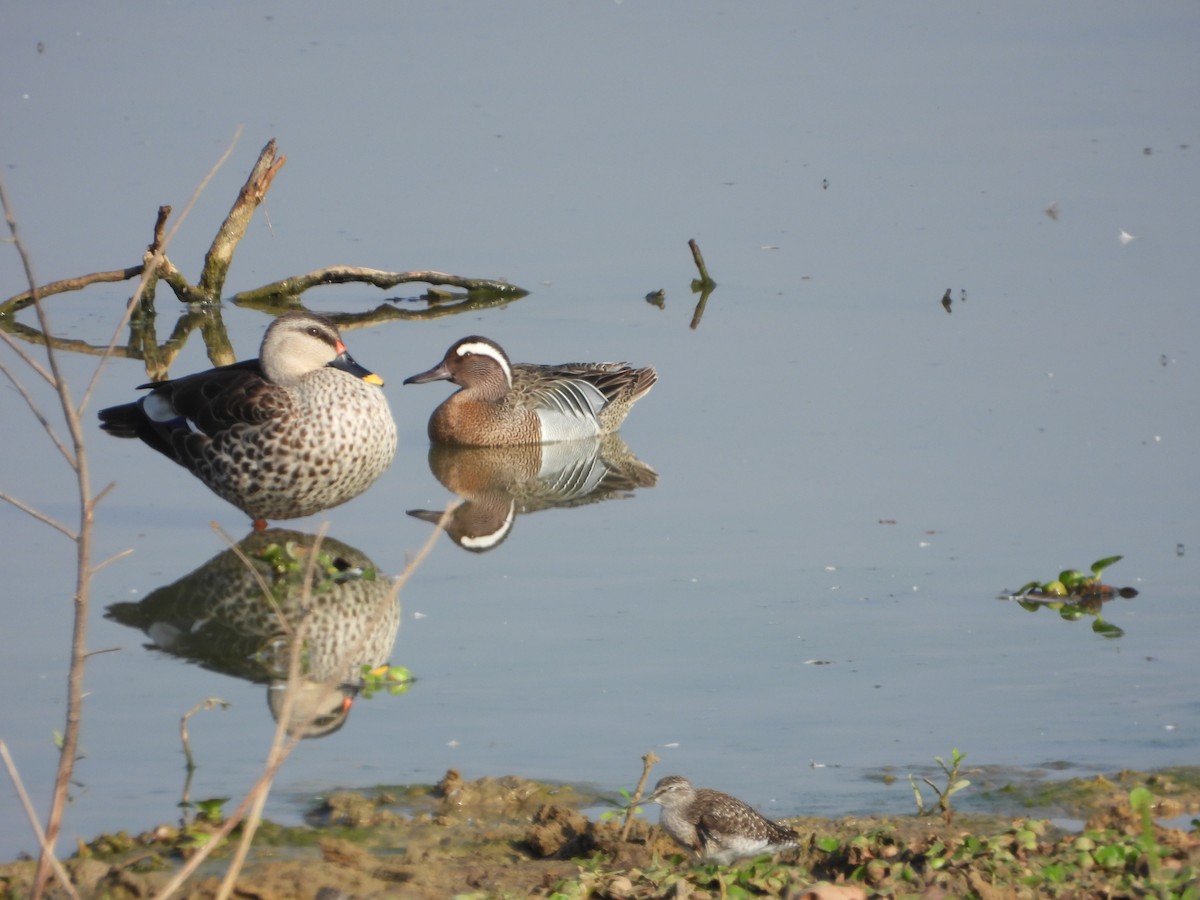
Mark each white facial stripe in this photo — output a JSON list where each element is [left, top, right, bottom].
[[456, 340, 512, 386], [459, 505, 515, 550]]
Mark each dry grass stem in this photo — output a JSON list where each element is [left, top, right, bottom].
[[0, 742, 80, 900]]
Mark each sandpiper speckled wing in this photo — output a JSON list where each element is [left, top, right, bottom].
[[403, 335, 656, 446], [646, 775, 800, 865], [98, 311, 397, 525]]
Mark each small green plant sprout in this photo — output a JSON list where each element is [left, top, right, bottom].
[[190, 797, 228, 824], [1128, 787, 1163, 881], [359, 663, 415, 699], [909, 748, 970, 820], [599, 787, 641, 823]]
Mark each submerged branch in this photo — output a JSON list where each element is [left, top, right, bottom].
[[231, 266, 528, 306], [688, 238, 716, 288], [687, 239, 717, 330], [0, 267, 145, 317]]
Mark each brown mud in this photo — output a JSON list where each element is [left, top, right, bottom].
[[2, 768, 1198, 899]]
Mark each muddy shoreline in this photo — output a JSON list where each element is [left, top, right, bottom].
[[3, 767, 1198, 898]]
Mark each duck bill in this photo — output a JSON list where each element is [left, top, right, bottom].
[[406, 508, 446, 525], [403, 360, 453, 385], [328, 350, 384, 386]]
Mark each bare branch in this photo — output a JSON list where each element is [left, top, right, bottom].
[[230, 266, 527, 306], [91, 481, 118, 507], [90, 547, 135, 576], [687, 239, 717, 331], [150, 204, 172, 254], [0, 491, 76, 540], [0, 267, 145, 317], [0, 357, 76, 467], [181, 699, 230, 774], [196, 135, 277, 302], [688, 238, 716, 287], [0, 323, 56, 386], [621, 751, 661, 841]]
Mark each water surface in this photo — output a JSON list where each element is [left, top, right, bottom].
[[1, 1, 1198, 859]]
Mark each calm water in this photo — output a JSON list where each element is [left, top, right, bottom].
[[2, 2, 1198, 860]]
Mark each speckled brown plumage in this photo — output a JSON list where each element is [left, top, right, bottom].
[[404, 336, 656, 446], [647, 775, 800, 865], [105, 528, 399, 739], [99, 312, 397, 522]]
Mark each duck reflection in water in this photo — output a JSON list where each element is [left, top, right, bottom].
[[408, 434, 657, 553], [106, 529, 401, 739]]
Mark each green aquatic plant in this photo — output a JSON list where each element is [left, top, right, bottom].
[[1006, 555, 1138, 638], [1014, 555, 1127, 599], [359, 664, 415, 699], [910, 748, 970, 819], [191, 797, 228, 824], [598, 787, 640, 823]]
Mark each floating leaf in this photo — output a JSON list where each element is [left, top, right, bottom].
[[1092, 619, 1124, 638], [1090, 555, 1123, 576], [1059, 569, 1087, 588]]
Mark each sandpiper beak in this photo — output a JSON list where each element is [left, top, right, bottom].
[[403, 360, 453, 385], [328, 351, 385, 386]]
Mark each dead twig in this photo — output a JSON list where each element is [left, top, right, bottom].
[[0, 267, 146, 317], [688, 239, 716, 288], [181, 699, 231, 774], [687, 239, 717, 331], [621, 751, 661, 841], [179, 698, 231, 825], [0, 742, 80, 900], [197, 136, 279, 302]]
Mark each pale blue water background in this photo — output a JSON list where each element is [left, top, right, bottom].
[[2, 2, 1198, 859]]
